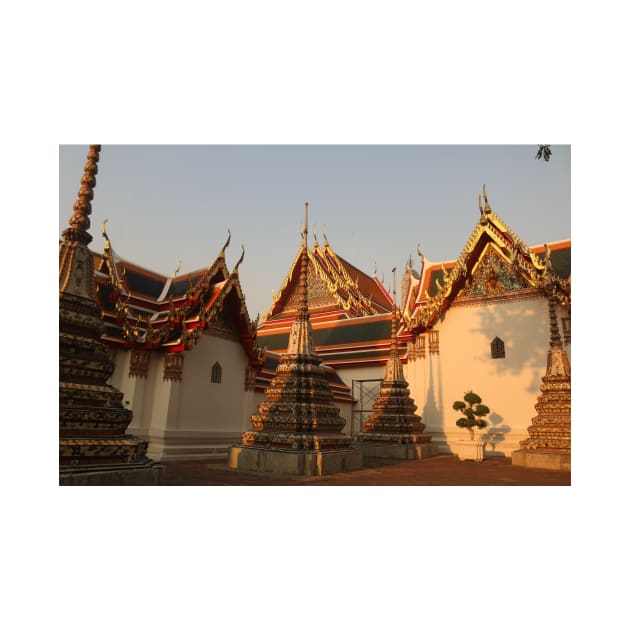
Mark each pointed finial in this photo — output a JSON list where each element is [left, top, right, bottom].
[[64, 144, 101, 245], [392, 267, 397, 308], [232, 245, 245, 274], [298, 204, 310, 320], [323, 225, 329, 248], [483, 184, 491, 214], [220, 228, 231, 257], [373, 261, 378, 278], [417, 243, 424, 262], [479, 194, 484, 215], [313, 232, 320, 248], [101, 219, 110, 249], [173, 261, 181, 277]]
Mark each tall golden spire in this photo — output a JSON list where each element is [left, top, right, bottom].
[[297, 202, 309, 321], [235, 202, 356, 467], [514, 245, 571, 466], [64, 144, 101, 245], [286, 202, 314, 356], [59, 145, 160, 482]]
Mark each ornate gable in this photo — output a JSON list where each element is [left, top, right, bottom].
[[455, 244, 535, 304], [264, 234, 391, 321], [283, 260, 339, 311], [405, 186, 570, 333]]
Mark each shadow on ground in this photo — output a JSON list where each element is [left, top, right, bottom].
[[161, 454, 570, 486]]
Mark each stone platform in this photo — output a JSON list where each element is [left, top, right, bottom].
[[59, 459, 164, 485], [511, 449, 571, 472], [229, 445, 362, 476], [356, 441, 438, 460]]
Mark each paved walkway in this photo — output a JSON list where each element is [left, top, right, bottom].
[[162, 454, 570, 486]]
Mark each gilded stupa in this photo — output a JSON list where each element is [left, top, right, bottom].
[[230, 204, 362, 475], [512, 247, 571, 471], [59, 145, 162, 484], [356, 274, 436, 459]]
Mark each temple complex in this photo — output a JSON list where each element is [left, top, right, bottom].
[[511, 248, 571, 470], [60, 145, 570, 479], [229, 204, 363, 475], [356, 277, 436, 459], [59, 145, 162, 484]]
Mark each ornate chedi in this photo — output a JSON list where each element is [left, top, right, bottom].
[[59, 145, 162, 484], [512, 247, 571, 471], [230, 204, 362, 475], [356, 275, 436, 459]]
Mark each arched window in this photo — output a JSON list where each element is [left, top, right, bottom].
[[211, 361, 222, 384], [491, 337, 505, 359]]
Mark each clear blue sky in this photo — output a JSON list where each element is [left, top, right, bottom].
[[59, 145, 570, 319]]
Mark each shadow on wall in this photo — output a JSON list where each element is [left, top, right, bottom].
[[470, 299, 549, 395], [483, 411, 511, 452], [422, 353, 443, 431]]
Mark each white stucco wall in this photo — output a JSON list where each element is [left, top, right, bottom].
[[108, 334, 254, 460], [178, 334, 253, 433], [405, 296, 569, 456]]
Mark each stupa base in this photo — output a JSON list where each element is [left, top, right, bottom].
[[356, 441, 438, 460], [511, 449, 571, 472], [229, 445, 363, 476], [59, 459, 164, 485]]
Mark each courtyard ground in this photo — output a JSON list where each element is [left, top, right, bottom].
[[161, 453, 570, 486]]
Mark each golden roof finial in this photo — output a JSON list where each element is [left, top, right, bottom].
[[220, 228, 231, 257], [483, 184, 491, 214], [64, 144, 101, 245], [323, 225, 329, 248], [392, 267, 397, 308], [101, 219, 110, 250], [313, 232, 319, 248], [232, 245, 245, 274], [296, 203, 310, 320], [417, 242, 424, 262]]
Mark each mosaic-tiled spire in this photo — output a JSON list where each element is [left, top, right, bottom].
[[240, 203, 352, 450], [518, 256, 571, 453], [64, 144, 100, 245], [358, 270, 430, 444], [60, 145, 152, 470]]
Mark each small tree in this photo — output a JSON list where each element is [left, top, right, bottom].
[[536, 145, 552, 162], [453, 391, 490, 441]]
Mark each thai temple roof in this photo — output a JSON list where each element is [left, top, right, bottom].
[[93, 227, 263, 365], [402, 186, 571, 333], [264, 232, 393, 322], [258, 232, 399, 370]]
